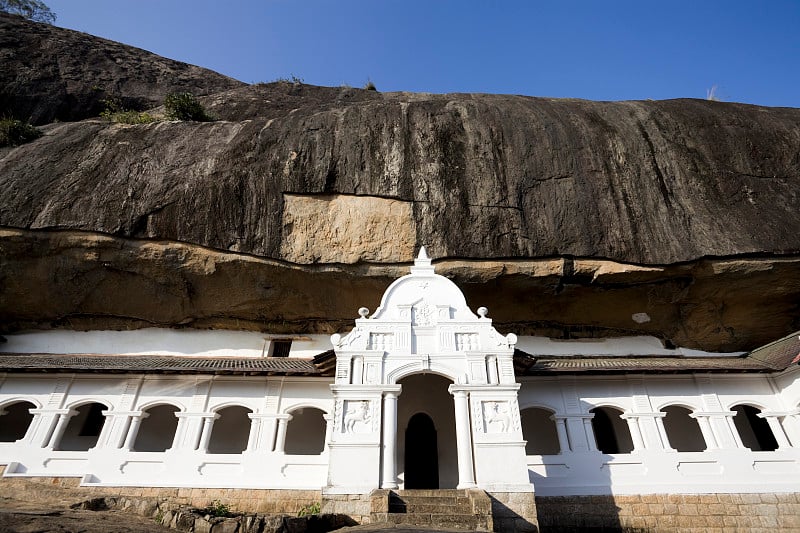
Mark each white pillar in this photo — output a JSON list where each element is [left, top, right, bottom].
[[197, 415, 216, 452], [452, 390, 476, 489], [274, 415, 291, 453], [170, 416, 187, 451], [122, 414, 147, 451], [552, 416, 571, 453], [653, 414, 671, 450], [692, 414, 718, 450], [725, 414, 745, 448], [486, 356, 499, 385], [246, 415, 261, 452], [623, 415, 645, 451], [381, 391, 399, 489], [46, 411, 75, 450], [323, 413, 333, 452], [583, 417, 599, 452], [760, 414, 792, 449]]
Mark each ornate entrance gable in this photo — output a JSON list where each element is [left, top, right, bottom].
[[330, 247, 519, 387], [326, 248, 533, 494]]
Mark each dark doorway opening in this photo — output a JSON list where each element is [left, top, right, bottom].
[[405, 413, 439, 489]]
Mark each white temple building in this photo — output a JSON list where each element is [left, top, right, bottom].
[[1, 248, 799, 528]]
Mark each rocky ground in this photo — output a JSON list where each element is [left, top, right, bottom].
[[0, 496, 174, 533]]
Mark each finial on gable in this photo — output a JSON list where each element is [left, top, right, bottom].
[[411, 245, 434, 274]]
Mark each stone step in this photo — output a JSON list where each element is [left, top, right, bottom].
[[384, 512, 483, 530], [389, 501, 472, 514], [392, 489, 466, 498], [389, 495, 471, 506]]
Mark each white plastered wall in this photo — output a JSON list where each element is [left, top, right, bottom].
[[518, 371, 800, 496], [0, 373, 334, 489]]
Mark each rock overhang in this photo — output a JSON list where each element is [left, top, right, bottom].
[[1, 227, 798, 353]]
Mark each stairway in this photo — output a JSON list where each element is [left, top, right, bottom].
[[370, 489, 493, 531]]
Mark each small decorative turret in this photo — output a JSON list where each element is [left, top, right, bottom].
[[410, 246, 434, 274]]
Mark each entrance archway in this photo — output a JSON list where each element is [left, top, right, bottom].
[[397, 373, 457, 489], [405, 413, 439, 488]]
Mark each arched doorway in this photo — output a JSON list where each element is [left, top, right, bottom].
[[397, 374, 457, 489], [405, 413, 439, 488]]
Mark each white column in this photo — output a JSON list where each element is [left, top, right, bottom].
[[323, 413, 333, 452], [197, 415, 217, 452], [760, 414, 792, 449], [725, 414, 745, 448], [46, 411, 75, 450], [274, 415, 291, 453], [381, 391, 399, 489], [170, 416, 187, 451], [246, 415, 261, 452], [122, 414, 147, 451], [583, 417, 598, 452], [622, 415, 645, 451], [552, 416, 571, 453], [452, 390, 476, 489], [653, 414, 671, 450], [691, 414, 718, 450]]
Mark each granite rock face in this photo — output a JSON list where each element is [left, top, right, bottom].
[[0, 13, 243, 124], [1, 15, 799, 351]]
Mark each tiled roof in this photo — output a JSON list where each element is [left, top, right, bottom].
[[744, 331, 800, 371], [2, 331, 799, 378], [0, 354, 324, 376], [517, 355, 768, 375]]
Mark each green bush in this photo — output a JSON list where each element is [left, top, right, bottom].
[[99, 98, 157, 124], [206, 499, 232, 518], [297, 502, 320, 516], [0, 117, 42, 147], [164, 92, 214, 122], [363, 79, 377, 91]]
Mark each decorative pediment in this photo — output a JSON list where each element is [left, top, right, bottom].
[[331, 248, 518, 386]]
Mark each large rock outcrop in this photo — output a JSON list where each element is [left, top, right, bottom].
[[0, 13, 244, 124], [1, 15, 799, 352]]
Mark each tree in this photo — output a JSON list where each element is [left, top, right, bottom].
[[0, 0, 56, 24]]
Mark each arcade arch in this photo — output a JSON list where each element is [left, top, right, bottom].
[[133, 404, 180, 452], [661, 405, 706, 452], [590, 406, 634, 454], [208, 405, 252, 454], [0, 400, 36, 442], [520, 407, 560, 455], [731, 404, 778, 451], [285, 407, 326, 455], [56, 401, 109, 451]]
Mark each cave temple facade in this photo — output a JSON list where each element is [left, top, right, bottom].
[[1, 248, 799, 528]]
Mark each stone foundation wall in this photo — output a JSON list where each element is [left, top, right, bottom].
[[0, 466, 321, 515], [489, 492, 538, 533], [320, 492, 374, 523], [4, 468, 799, 532], [535, 493, 800, 531]]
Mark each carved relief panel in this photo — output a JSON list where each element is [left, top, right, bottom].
[[473, 400, 522, 434], [341, 400, 376, 434]]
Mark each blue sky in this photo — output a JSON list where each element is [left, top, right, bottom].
[[46, 0, 800, 107]]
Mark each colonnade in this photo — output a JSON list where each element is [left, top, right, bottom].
[[544, 407, 797, 454], [14, 405, 332, 455]]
